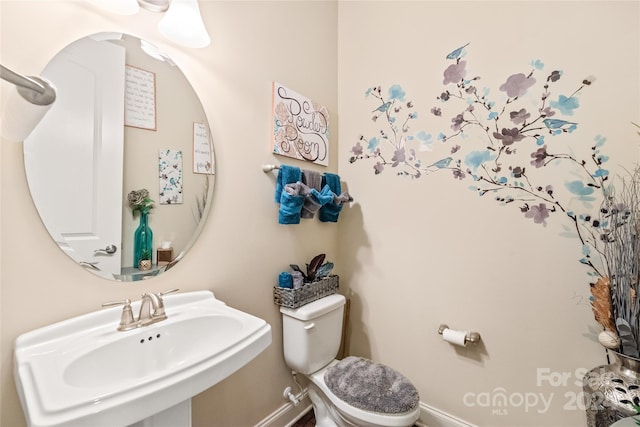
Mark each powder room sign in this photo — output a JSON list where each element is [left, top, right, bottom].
[[271, 82, 330, 166]]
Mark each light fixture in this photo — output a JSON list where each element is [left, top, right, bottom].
[[86, 0, 211, 48], [158, 0, 211, 49], [138, 0, 171, 13], [0, 65, 57, 142]]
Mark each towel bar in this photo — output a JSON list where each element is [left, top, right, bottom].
[[262, 164, 280, 173]]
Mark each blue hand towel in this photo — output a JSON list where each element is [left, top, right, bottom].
[[275, 165, 302, 202], [322, 172, 342, 195], [320, 191, 353, 222], [319, 173, 352, 223], [279, 182, 306, 224]]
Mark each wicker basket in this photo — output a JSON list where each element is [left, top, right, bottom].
[[273, 275, 339, 308]]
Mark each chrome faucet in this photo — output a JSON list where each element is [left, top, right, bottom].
[[139, 292, 164, 325], [103, 288, 179, 331]]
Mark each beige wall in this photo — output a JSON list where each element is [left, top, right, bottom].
[[338, 1, 640, 426], [1, 1, 337, 426], [3, 1, 640, 427]]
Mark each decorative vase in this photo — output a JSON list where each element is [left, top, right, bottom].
[[584, 351, 640, 426], [133, 211, 153, 269], [138, 259, 152, 271]]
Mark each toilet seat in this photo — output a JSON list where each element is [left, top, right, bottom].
[[324, 356, 419, 414], [309, 360, 420, 427]]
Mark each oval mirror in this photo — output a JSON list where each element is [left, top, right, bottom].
[[23, 33, 215, 282]]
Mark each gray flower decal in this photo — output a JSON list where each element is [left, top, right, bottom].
[[349, 44, 620, 283]]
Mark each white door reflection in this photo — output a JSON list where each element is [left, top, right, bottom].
[[24, 36, 125, 278]]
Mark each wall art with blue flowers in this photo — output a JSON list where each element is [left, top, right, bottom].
[[349, 43, 630, 284]]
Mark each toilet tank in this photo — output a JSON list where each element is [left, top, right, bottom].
[[280, 294, 346, 375]]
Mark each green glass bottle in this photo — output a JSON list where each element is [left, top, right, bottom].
[[133, 211, 153, 268]]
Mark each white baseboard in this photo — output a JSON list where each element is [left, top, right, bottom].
[[256, 396, 475, 427], [282, 403, 313, 427], [254, 390, 311, 427], [419, 402, 477, 427]]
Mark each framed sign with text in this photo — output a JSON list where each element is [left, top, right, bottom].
[[271, 82, 329, 166], [124, 65, 156, 130], [193, 122, 214, 174]]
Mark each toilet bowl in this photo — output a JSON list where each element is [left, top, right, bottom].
[[280, 294, 420, 427]]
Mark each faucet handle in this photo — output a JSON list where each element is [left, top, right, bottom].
[[102, 299, 137, 331], [154, 288, 180, 317], [159, 288, 179, 297]]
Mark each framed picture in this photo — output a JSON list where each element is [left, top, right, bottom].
[[271, 82, 329, 166], [159, 149, 183, 204], [193, 122, 214, 174], [124, 65, 156, 130]]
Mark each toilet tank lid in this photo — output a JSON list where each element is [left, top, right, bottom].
[[280, 294, 345, 320]]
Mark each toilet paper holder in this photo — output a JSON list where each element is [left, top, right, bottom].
[[438, 324, 481, 344]]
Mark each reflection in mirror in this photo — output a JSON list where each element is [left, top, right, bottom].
[[23, 33, 215, 282]]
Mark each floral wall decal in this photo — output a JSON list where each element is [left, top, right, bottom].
[[349, 44, 618, 282]]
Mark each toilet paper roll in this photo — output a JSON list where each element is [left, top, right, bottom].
[[1, 84, 54, 142], [442, 328, 467, 347]]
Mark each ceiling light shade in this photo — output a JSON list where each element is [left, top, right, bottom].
[[158, 0, 211, 48], [138, 0, 171, 13], [87, 0, 139, 15]]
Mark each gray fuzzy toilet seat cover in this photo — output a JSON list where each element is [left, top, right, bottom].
[[324, 356, 419, 414]]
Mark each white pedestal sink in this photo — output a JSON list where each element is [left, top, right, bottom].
[[13, 290, 272, 427]]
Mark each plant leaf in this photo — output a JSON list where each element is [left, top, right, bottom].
[[590, 277, 615, 332], [316, 262, 334, 280], [617, 318, 640, 357], [306, 254, 326, 281]]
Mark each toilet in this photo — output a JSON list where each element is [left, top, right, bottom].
[[281, 294, 420, 427]]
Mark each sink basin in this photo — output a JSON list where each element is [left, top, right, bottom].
[[63, 314, 246, 389], [14, 291, 272, 427]]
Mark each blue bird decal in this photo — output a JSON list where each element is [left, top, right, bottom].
[[446, 43, 470, 60], [372, 101, 392, 113], [543, 118, 578, 129], [426, 157, 453, 169]]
